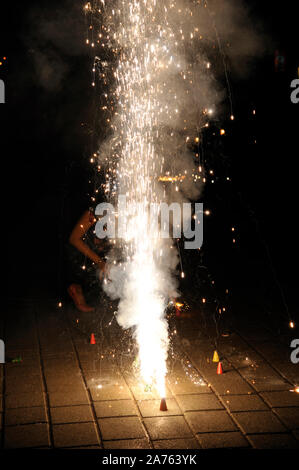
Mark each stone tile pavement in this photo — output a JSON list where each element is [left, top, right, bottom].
[[1, 298, 299, 449]]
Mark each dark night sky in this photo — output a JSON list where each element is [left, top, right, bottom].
[[0, 1, 298, 299]]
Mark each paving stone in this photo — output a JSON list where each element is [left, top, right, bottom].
[[241, 363, 288, 382], [5, 342, 38, 353], [144, 416, 193, 440], [252, 342, 292, 363], [130, 384, 173, 401], [68, 446, 101, 449], [273, 407, 299, 430], [260, 391, 299, 408], [248, 433, 299, 449], [4, 423, 50, 448], [219, 346, 261, 367], [45, 378, 85, 393], [44, 366, 80, 378], [222, 394, 269, 412], [90, 383, 131, 401], [197, 432, 250, 449], [44, 370, 82, 381], [153, 438, 201, 449], [275, 363, 299, 384], [81, 361, 120, 375], [98, 416, 145, 440], [78, 351, 109, 363], [48, 389, 89, 407], [41, 344, 74, 355], [242, 331, 277, 344], [84, 368, 126, 382], [39, 330, 70, 343], [94, 400, 138, 418], [6, 407, 47, 426], [176, 394, 223, 412], [103, 439, 151, 449], [184, 410, 237, 433], [53, 423, 99, 448], [5, 366, 41, 379], [87, 374, 132, 401], [232, 411, 287, 434], [50, 405, 93, 424], [247, 375, 292, 392], [138, 399, 181, 417], [203, 371, 255, 395], [5, 374, 43, 395], [167, 377, 211, 395], [5, 391, 45, 409], [43, 355, 77, 371]]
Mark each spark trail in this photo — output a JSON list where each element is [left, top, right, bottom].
[[90, 0, 212, 396], [113, 0, 176, 397]]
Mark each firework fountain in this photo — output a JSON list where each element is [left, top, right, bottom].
[[85, 0, 217, 402]]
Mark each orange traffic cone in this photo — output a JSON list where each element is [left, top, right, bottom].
[[217, 361, 223, 375], [90, 333, 96, 345], [160, 398, 168, 411]]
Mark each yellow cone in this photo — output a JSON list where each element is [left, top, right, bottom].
[[212, 350, 220, 362]]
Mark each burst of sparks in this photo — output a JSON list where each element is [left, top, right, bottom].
[[85, 0, 215, 397]]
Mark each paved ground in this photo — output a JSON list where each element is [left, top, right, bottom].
[[1, 296, 299, 449]]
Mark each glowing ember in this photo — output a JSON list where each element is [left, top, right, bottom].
[[159, 176, 186, 182], [175, 302, 184, 308]]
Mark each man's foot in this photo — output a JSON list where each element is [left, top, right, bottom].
[[67, 284, 95, 312]]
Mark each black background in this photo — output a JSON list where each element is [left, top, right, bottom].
[[0, 1, 298, 315]]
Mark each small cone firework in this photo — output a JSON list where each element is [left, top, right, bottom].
[[90, 333, 96, 345], [12, 357, 23, 364], [217, 361, 223, 375], [160, 398, 168, 411], [212, 350, 220, 363]]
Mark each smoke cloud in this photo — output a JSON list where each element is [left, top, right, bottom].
[[26, 1, 87, 91], [92, 0, 267, 324], [25, 0, 268, 392], [89, 0, 267, 393]]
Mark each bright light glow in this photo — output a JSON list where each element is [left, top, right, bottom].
[[91, 0, 215, 398], [159, 175, 186, 182]]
